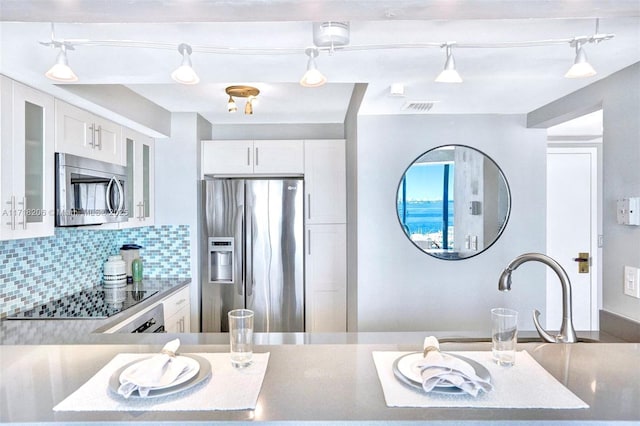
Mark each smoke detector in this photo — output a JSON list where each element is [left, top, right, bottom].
[[313, 22, 350, 48]]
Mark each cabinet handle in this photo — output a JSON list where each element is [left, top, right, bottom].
[[137, 202, 144, 220], [255, 147, 259, 166], [95, 125, 103, 150], [307, 194, 311, 220], [20, 197, 26, 230], [6, 196, 15, 230], [88, 125, 95, 148], [176, 298, 187, 306], [247, 147, 251, 166], [307, 229, 311, 256]]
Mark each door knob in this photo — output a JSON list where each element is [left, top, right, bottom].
[[573, 252, 590, 273]]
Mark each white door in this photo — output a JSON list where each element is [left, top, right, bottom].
[[546, 147, 599, 331]]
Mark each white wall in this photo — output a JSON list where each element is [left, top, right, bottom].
[[529, 63, 640, 323], [155, 113, 212, 331], [357, 114, 548, 332]]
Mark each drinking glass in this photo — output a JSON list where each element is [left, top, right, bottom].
[[228, 309, 254, 368], [491, 307, 518, 366]]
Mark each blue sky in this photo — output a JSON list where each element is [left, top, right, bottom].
[[402, 164, 455, 201]]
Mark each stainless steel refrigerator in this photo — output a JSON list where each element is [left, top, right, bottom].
[[201, 178, 304, 332]]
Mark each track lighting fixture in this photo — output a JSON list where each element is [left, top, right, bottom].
[[300, 47, 327, 88], [171, 43, 200, 85], [565, 42, 597, 78], [225, 85, 259, 115], [45, 45, 78, 82], [39, 19, 614, 86], [435, 44, 462, 83]]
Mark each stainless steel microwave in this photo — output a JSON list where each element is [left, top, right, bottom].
[[55, 153, 129, 226]]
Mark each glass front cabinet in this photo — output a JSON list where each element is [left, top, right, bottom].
[[122, 127, 154, 228], [1, 76, 55, 240]]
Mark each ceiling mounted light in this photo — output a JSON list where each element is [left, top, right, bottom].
[[225, 85, 260, 115], [435, 44, 462, 83], [565, 42, 597, 78], [171, 43, 199, 85], [300, 47, 327, 88], [45, 45, 78, 82]]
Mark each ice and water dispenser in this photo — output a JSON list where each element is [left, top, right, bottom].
[[208, 237, 234, 283]]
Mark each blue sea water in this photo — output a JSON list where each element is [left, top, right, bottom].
[[397, 200, 454, 235]]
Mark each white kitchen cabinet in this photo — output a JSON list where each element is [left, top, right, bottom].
[[201, 139, 303, 175], [304, 139, 346, 224], [0, 76, 55, 240], [163, 286, 191, 333], [121, 127, 154, 227], [55, 100, 124, 166], [305, 223, 347, 332]]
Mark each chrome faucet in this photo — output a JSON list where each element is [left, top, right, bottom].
[[498, 253, 578, 343]]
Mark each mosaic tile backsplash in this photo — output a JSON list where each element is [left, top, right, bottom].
[[0, 225, 191, 318]]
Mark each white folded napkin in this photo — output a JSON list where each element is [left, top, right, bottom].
[[412, 336, 493, 397], [117, 338, 190, 398]]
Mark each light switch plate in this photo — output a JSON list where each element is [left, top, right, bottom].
[[623, 266, 640, 298]]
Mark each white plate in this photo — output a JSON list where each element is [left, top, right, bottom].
[[392, 352, 491, 395], [110, 354, 211, 399], [119, 355, 200, 390]]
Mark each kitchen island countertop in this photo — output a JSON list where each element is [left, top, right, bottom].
[[0, 334, 638, 424]]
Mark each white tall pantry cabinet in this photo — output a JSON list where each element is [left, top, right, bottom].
[[304, 140, 347, 332], [201, 139, 347, 332]]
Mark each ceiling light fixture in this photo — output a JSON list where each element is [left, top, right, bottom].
[[435, 44, 462, 83], [565, 42, 597, 78], [300, 47, 327, 88], [45, 45, 78, 82], [225, 85, 260, 115], [171, 43, 200, 85]]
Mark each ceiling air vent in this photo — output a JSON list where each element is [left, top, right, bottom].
[[401, 101, 436, 113]]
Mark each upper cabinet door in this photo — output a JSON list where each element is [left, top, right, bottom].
[[253, 140, 304, 174], [121, 127, 154, 228], [202, 140, 254, 175], [93, 116, 125, 166], [304, 139, 346, 224], [55, 100, 124, 166], [0, 78, 55, 240], [201, 140, 304, 176]]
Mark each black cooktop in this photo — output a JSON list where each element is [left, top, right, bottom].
[[8, 286, 158, 319]]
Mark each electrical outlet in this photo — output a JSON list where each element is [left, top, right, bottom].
[[623, 266, 640, 299]]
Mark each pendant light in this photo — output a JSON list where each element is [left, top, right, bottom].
[[45, 45, 78, 82], [171, 43, 200, 85], [435, 44, 462, 83], [565, 42, 597, 78], [300, 48, 327, 88]]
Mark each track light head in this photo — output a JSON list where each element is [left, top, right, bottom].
[[300, 47, 327, 88], [171, 43, 200, 85], [227, 95, 237, 113], [45, 45, 78, 82], [435, 44, 462, 83], [244, 97, 254, 115], [565, 43, 597, 78]]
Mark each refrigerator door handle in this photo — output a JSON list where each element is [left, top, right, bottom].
[[247, 216, 254, 298]]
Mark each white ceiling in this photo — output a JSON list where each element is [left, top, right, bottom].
[[0, 1, 638, 130]]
